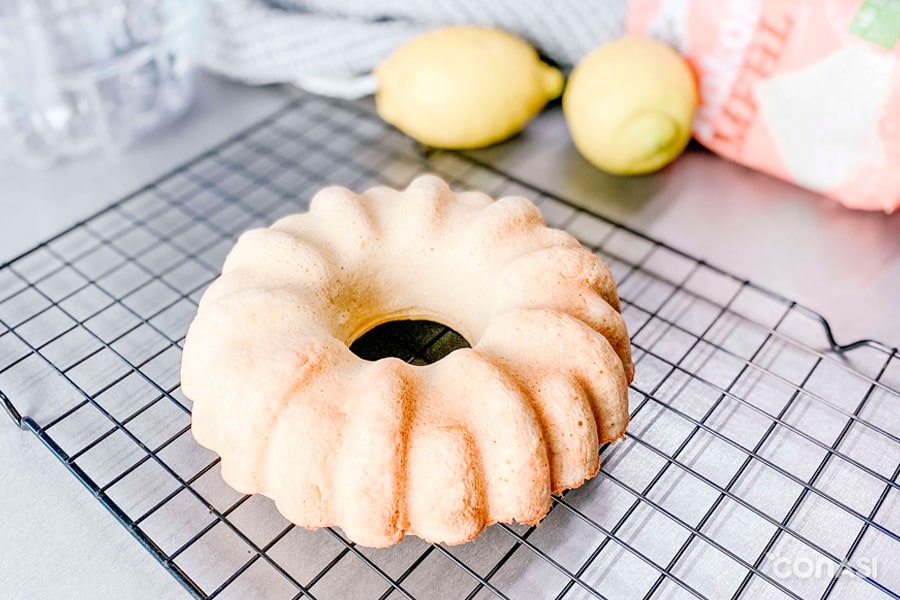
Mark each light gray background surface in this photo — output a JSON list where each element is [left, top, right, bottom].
[[1, 73, 898, 599]]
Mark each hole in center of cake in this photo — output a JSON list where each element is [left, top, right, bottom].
[[349, 320, 471, 365]]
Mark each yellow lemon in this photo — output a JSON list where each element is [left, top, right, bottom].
[[563, 38, 697, 175], [375, 27, 563, 149]]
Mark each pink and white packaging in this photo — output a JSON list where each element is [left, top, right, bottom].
[[628, 0, 900, 212]]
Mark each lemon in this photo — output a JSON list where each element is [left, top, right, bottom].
[[563, 38, 697, 175], [375, 27, 563, 149]]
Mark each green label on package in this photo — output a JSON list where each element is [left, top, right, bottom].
[[850, 0, 900, 49]]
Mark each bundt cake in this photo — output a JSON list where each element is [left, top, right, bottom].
[[181, 175, 633, 547]]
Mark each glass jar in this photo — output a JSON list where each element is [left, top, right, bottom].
[[0, 0, 207, 167]]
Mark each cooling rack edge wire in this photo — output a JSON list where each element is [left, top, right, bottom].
[[1, 94, 898, 600]]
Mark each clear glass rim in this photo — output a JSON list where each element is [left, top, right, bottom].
[[0, 0, 207, 88], [0, 0, 204, 25]]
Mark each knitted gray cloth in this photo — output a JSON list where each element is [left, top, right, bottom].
[[201, 0, 627, 97]]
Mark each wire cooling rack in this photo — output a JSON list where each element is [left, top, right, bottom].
[[2, 96, 900, 600]]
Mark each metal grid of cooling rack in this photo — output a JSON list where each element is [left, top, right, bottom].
[[2, 95, 900, 600]]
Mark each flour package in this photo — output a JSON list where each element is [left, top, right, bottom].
[[628, 0, 900, 212]]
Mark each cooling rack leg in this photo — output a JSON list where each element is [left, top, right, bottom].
[[1, 389, 24, 429]]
